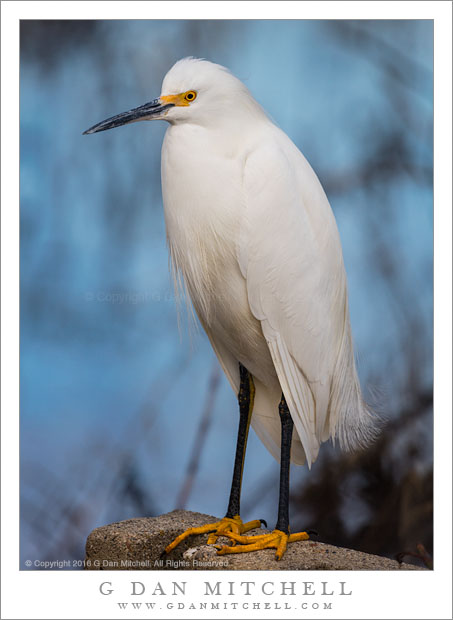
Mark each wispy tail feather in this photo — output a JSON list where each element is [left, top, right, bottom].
[[329, 316, 380, 452]]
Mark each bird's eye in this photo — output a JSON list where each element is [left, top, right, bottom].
[[184, 91, 197, 102]]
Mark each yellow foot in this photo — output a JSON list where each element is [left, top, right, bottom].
[[163, 515, 264, 555], [215, 529, 310, 561]]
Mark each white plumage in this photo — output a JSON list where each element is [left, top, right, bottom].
[[159, 58, 375, 467]]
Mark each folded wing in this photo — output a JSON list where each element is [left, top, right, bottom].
[[238, 133, 358, 467]]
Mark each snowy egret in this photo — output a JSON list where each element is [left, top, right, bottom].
[[84, 58, 375, 560]]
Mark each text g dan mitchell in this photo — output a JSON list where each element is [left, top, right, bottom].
[[99, 581, 352, 610]]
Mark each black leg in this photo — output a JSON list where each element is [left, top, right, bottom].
[[275, 393, 293, 534], [225, 363, 254, 518]]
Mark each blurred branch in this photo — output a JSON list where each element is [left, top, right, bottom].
[[22, 352, 191, 562], [291, 387, 433, 564], [176, 362, 221, 509], [20, 21, 99, 69], [321, 162, 431, 197], [327, 21, 432, 100], [241, 468, 278, 517]]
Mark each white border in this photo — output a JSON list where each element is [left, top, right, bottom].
[[2, 2, 451, 619]]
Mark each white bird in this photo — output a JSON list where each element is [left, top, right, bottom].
[[84, 57, 375, 560]]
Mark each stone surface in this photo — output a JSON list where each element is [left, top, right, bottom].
[[85, 510, 423, 571]]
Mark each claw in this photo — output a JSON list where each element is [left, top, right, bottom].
[[260, 519, 268, 528], [216, 528, 310, 560], [163, 515, 264, 556]]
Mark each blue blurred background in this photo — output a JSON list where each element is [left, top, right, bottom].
[[20, 20, 433, 568]]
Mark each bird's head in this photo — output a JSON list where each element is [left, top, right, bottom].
[[83, 57, 265, 134]]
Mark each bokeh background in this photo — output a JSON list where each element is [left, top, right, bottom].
[[20, 20, 433, 569]]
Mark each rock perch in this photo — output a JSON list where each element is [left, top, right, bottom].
[[85, 510, 423, 571]]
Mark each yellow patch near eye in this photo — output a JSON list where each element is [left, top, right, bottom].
[[160, 91, 197, 107]]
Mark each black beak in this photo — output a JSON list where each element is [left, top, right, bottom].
[[83, 98, 174, 135]]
